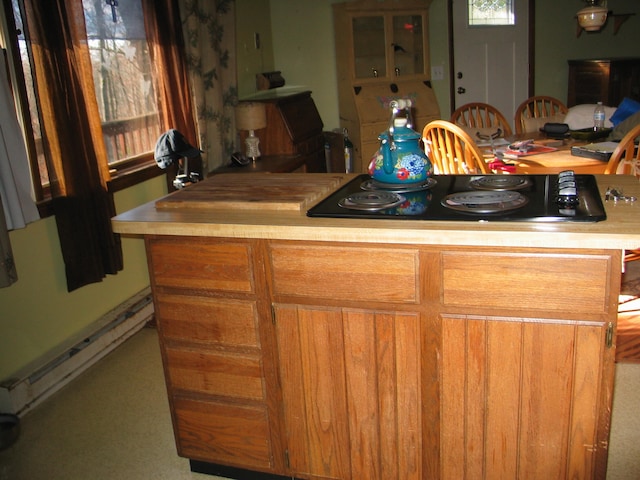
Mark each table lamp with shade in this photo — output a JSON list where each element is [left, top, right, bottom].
[[235, 102, 267, 163]]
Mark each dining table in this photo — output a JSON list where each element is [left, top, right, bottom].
[[482, 132, 611, 175]]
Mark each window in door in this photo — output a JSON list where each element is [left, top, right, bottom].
[[468, 0, 515, 26]]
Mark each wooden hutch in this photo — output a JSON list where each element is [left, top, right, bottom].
[[333, 0, 441, 173]]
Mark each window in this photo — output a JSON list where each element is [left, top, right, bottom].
[[468, 0, 515, 26], [2, 0, 163, 201]]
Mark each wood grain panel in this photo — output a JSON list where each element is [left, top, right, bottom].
[[269, 244, 419, 303], [155, 294, 259, 348], [567, 325, 602, 478], [440, 315, 605, 479], [275, 306, 350, 479], [484, 320, 522, 478], [442, 252, 611, 314], [440, 316, 467, 479], [342, 310, 421, 480], [165, 347, 264, 400], [276, 305, 422, 480], [149, 239, 254, 293], [173, 397, 272, 470], [519, 322, 575, 478]]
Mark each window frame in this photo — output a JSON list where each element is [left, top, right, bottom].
[[1, 0, 165, 216]]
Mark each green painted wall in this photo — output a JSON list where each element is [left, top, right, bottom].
[[535, 0, 640, 103], [0, 176, 166, 381], [235, 0, 275, 97]]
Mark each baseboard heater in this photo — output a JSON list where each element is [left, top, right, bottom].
[[0, 288, 154, 417]]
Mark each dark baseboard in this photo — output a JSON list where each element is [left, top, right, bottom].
[[189, 460, 301, 479]]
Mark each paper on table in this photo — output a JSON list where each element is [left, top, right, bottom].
[[498, 144, 558, 159]]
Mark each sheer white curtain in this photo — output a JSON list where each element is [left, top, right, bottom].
[[0, 53, 40, 287]]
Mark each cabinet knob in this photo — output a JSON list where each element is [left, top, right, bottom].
[[457, 86, 466, 94]]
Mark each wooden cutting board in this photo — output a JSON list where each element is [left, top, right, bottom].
[[155, 173, 346, 212]]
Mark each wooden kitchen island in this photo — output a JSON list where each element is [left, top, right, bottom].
[[112, 173, 640, 480]]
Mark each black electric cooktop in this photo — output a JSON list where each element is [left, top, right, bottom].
[[307, 173, 607, 223]]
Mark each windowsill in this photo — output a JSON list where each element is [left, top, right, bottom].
[[35, 162, 166, 218], [107, 162, 165, 193]]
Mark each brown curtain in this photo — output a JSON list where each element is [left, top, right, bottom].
[[141, 0, 198, 147], [22, 1, 122, 291]]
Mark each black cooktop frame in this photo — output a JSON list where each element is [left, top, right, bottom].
[[307, 174, 607, 223]]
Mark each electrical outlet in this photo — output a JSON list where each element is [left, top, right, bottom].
[[431, 65, 444, 81]]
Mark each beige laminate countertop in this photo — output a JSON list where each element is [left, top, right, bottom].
[[112, 173, 640, 250]]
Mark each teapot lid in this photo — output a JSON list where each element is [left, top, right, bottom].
[[379, 117, 420, 142]]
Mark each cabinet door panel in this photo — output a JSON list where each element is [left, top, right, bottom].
[[440, 314, 604, 479], [275, 305, 422, 480]]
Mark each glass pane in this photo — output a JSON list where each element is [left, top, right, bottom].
[[82, 0, 161, 164], [392, 15, 424, 77], [9, 0, 49, 186], [468, 0, 515, 26], [352, 16, 386, 79]]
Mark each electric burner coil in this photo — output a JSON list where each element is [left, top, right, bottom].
[[441, 190, 528, 214]]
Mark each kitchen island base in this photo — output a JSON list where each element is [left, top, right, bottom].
[[146, 236, 619, 480]]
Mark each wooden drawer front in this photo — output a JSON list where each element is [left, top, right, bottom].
[[442, 252, 610, 314], [270, 244, 419, 303], [149, 239, 254, 293], [155, 294, 259, 348], [165, 347, 264, 400], [173, 397, 273, 470]]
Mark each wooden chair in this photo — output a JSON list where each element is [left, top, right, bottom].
[[422, 120, 489, 174], [450, 102, 513, 138], [604, 123, 640, 177], [603, 123, 640, 262], [514, 96, 568, 134]]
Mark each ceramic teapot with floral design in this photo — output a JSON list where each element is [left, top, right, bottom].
[[368, 99, 432, 184]]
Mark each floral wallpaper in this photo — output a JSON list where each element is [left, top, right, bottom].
[[179, 0, 238, 172]]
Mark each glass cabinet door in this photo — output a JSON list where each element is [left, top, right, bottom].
[[392, 14, 424, 77], [351, 13, 425, 80], [352, 16, 386, 79]]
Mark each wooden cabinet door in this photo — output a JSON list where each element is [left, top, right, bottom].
[[439, 315, 608, 479], [274, 305, 422, 480]]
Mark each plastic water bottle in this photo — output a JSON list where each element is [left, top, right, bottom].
[[343, 128, 354, 173], [324, 138, 331, 172], [594, 102, 605, 131]]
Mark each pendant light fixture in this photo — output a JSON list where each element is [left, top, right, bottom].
[[577, 0, 608, 31]]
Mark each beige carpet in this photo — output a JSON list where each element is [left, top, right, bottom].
[[1, 327, 638, 479]]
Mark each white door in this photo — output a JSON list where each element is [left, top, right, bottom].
[[452, 0, 529, 131]]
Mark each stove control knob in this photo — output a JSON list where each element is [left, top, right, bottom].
[[557, 171, 578, 207]]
